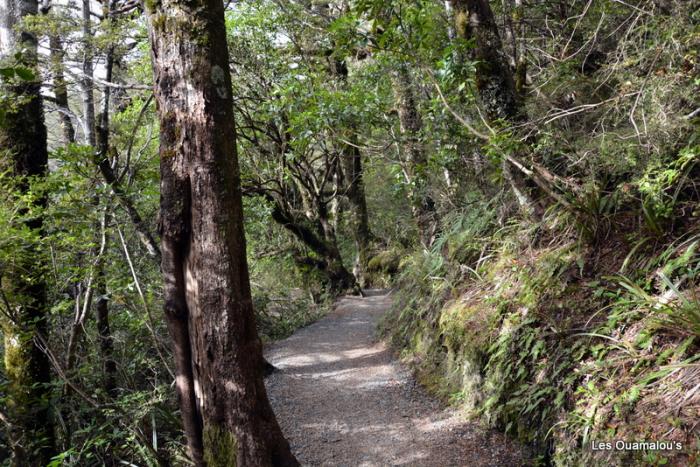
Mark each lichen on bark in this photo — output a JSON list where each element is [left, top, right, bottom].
[[203, 424, 238, 467]]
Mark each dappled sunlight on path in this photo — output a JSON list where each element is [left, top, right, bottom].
[[265, 290, 530, 466]]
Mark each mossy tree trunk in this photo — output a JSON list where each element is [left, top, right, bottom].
[[329, 55, 376, 286], [451, 0, 540, 217], [145, 1, 299, 465], [0, 0, 55, 464], [264, 193, 358, 295], [340, 139, 375, 286], [452, 0, 520, 121], [391, 64, 440, 248], [314, 0, 376, 282]]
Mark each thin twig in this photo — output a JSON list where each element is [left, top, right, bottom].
[[116, 224, 175, 379], [120, 93, 154, 183], [430, 80, 490, 141]]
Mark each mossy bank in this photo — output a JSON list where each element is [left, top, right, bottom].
[[381, 200, 700, 466]]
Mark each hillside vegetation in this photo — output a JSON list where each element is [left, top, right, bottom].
[[377, 2, 700, 464], [0, 0, 698, 465]]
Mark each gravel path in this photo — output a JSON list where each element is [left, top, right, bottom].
[[264, 290, 531, 466]]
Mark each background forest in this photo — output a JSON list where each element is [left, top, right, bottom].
[[0, 0, 699, 465]]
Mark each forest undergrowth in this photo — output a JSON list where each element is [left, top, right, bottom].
[[1, 0, 698, 464], [376, 4, 700, 464], [382, 201, 700, 465]]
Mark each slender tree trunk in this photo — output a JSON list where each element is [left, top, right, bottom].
[[97, 1, 115, 163], [145, 2, 298, 465], [95, 2, 118, 397], [95, 233, 116, 396], [340, 140, 374, 285], [95, 215, 118, 467], [444, 0, 457, 40], [63, 0, 116, 391], [49, 33, 75, 144], [81, 0, 96, 146], [93, 8, 161, 262], [0, 1, 55, 464], [452, 0, 540, 216], [391, 65, 440, 247], [96, 156, 162, 260], [513, 0, 527, 97]]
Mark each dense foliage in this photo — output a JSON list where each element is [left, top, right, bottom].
[[0, 0, 698, 465]]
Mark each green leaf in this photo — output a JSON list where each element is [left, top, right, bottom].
[[0, 67, 15, 79], [14, 67, 35, 81]]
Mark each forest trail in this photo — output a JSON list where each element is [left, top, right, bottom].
[[264, 290, 530, 466]]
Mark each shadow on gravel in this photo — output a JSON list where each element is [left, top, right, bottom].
[[264, 290, 532, 466]]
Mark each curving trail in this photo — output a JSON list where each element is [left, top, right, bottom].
[[264, 290, 531, 466]]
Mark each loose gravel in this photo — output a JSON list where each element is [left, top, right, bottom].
[[264, 290, 532, 466]]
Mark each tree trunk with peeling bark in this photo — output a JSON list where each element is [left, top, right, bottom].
[[145, 1, 298, 465]]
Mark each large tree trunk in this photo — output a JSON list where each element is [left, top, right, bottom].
[[391, 65, 440, 247], [0, 1, 55, 464], [145, 2, 298, 465]]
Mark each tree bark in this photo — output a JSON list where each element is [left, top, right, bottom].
[[328, 55, 376, 284], [266, 195, 357, 294], [145, 2, 298, 465], [452, 0, 520, 122], [95, 2, 117, 397], [513, 0, 527, 98], [340, 140, 374, 285], [91, 1, 162, 262], [49, 33, 75, 144], [96, 156, 162, 260], [81, 0, 96, 146], [0, 1, 55, 464], [451, 0, 541, 216], [95, 242, 116, 396]]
